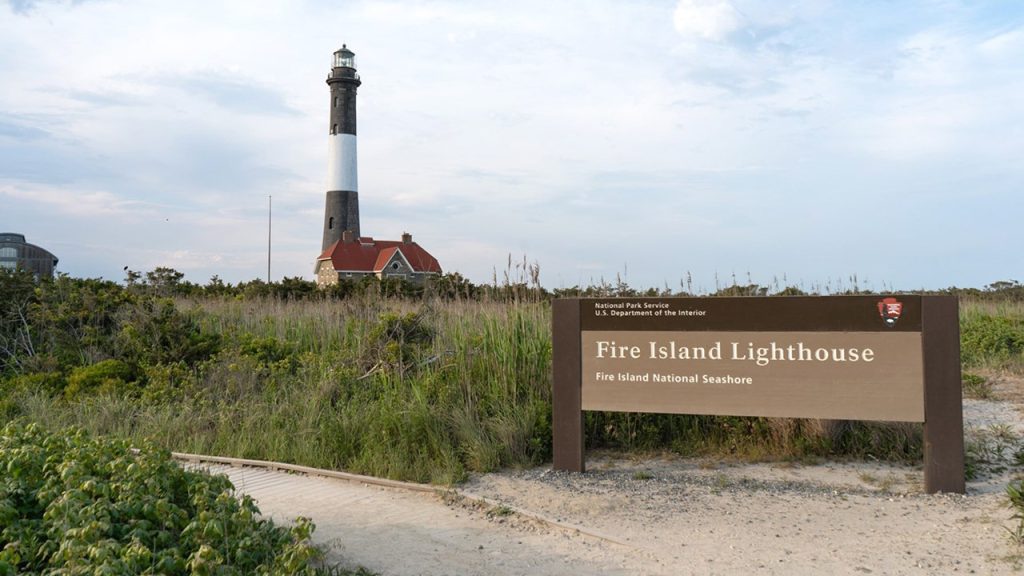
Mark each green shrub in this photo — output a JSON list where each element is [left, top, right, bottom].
[[0, 371, 66, 396], [961, 314, 1024, 367], [115, 297, 221, 366], [141, 361, 194, 404], [64, 359, 139, 399], [0, 422, 325, 574], [366, 310, 434, 374], [239, 334, 297, 366]]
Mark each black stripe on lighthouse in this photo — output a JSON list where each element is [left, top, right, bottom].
[[322, 44, 361, 251]]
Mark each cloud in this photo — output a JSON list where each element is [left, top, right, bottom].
[[978, 26, 1024, 58], [172, 72, 301, 117], [6, 0, 96, 15], [150, 249, 225, 269], [66, 89, 139, 108], [0, 183, 161, 217], [673, 0, 744, 41], [0, 115, 48, 140], [0, 132, 113, 184]]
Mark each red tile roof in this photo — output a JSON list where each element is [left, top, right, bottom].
[[317, 236, 442, 274]]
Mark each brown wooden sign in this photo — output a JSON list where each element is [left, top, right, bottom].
[[553, 296, 965, 494]]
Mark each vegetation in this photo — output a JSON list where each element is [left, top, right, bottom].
[[960, 299, 1024, 372], [1008, 478, 1024, 547], [2, 268, 1023, 487], [962, 372, 995, 400], [0, 421, 331, 575]]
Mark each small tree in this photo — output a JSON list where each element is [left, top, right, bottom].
[[145, 267, 185, 296]]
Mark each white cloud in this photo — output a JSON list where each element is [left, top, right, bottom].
[[673, 0, 743, 41], [0, 182, 160, 217], [978, 26, 1024, 57], [150, 250, 226, 269]]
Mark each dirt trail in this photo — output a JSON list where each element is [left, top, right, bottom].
[[199, 375, 1024, 575], [201, 463, 655, 575]]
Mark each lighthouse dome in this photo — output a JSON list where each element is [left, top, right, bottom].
[[333, 45, 356, 69]]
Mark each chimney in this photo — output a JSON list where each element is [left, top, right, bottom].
[[342, 230, 355, 243], [402, 232, 412, 244]]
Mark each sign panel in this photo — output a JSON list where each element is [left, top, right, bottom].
[[579, 297, 925, 421], [552, 295, 965, 493]]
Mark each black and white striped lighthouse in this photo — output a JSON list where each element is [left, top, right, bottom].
[[322, 45, 361, 251]]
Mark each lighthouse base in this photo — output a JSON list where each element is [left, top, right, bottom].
[[322, 190, 360, 250]]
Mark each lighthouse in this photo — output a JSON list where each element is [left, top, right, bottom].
[[322, 45, 361, 251], [314, 45, 442, 287]]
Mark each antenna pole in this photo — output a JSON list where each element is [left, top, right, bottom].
[[267, 195, 272, 283]]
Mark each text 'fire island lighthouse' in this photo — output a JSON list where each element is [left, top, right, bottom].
[[315, 45, 441, 286]]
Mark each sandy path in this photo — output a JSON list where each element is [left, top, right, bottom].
[[196, 374, 1024, 575], [200, 463, 655, 575]]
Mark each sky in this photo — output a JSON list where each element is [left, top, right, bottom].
[[1, 0, 1021, 292]]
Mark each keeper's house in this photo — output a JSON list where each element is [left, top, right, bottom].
[[315, 231, 441, 286], [0, 233, 58, 279]]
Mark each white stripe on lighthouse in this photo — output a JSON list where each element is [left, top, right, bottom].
[[327, 133, 358, 192]]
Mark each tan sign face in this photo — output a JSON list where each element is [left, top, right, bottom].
[[581, 330, 925, 422]]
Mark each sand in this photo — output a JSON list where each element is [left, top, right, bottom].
[[213, 373, 1024, 575]]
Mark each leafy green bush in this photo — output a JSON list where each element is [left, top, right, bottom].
[[0, 422, 325, 575], [64, 358, 139, 399], [115, 297, 221, 367], [366, 311, 435, 374], [0, 371, 65, 396], [961, 314, 1024, 367], [0, 274, 221, 384]]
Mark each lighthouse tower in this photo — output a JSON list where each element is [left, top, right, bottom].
[[313, 45, 443, 288], [322, 45, 361, 251]]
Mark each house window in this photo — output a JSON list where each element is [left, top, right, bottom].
[[391, 262, 400, 270], [333, 96, 338, 108], [331, 123, 338, 134], [0, 247, 15, 258], [329, 216, 334, 229]]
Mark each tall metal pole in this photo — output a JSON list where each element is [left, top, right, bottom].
[[267, 195, 272, 283]]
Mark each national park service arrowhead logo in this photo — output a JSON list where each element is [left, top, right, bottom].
[[877, 297, 903, 328]]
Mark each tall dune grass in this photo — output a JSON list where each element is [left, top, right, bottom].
[[4, 291, 943, 484]]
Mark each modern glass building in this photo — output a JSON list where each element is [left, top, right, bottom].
[[0, 233, 58, 278]]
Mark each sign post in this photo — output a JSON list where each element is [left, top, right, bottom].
[[552, 296, 964, 494]]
